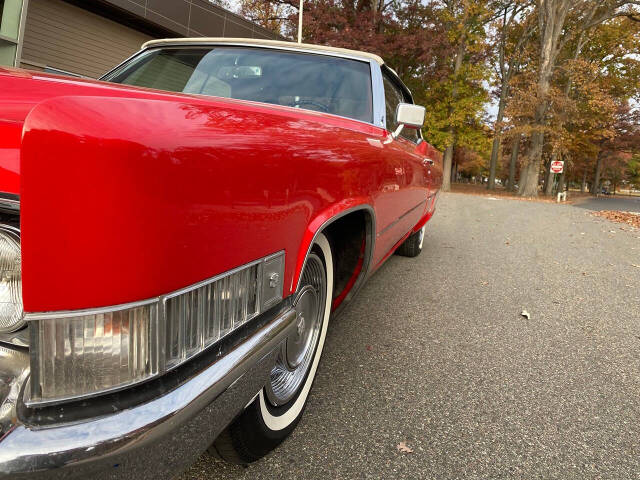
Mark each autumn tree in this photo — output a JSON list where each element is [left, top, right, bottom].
[[515, 0, 640, 197], [237, 0, 292, 34], [542, 16, 640, 195], [419, 0, 495, 192], [487, 0, 535, 190]]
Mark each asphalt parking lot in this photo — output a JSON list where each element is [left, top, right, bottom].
[[179, 192, 640, 480], [573, 194, 640, 213]]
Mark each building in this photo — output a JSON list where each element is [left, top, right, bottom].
[[0, 0, 280, 78]]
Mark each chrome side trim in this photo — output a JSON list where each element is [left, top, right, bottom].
[[370, 60, 386, 128], [377, 200, 426, 237], [295, 204, 376, 294]]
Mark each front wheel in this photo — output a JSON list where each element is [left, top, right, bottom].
[[210, 233, 333, 464], [395, 225, 425, 258]]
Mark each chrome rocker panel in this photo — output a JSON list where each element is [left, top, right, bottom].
[[0, 307, 297, 479]]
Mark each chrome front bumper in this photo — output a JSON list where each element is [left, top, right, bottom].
[[0, 307, 296, 479]]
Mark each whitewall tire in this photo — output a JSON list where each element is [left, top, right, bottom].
[[211, 233, 333, 463]]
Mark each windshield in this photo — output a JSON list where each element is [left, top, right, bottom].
[[103, 46, 374, 123]]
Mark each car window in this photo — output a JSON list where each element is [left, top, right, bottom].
[[104, 47, 373, 123], [382, 72, 419, 143]]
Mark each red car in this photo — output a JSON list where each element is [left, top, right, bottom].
[[0, 38, 442, 478]]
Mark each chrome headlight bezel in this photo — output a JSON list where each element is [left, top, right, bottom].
[[0, 225, 24, 334]]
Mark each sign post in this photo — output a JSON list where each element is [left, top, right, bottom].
[[550, 160, 564, 174]]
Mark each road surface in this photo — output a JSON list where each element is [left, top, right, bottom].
[[574, 194, 640, 213], [179, 193, 640, 480]]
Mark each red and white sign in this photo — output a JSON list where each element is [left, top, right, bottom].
[[550, 160, 564, 174]]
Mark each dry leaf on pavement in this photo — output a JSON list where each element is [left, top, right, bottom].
[[521, 310, 531, 320], [397, 442, 413, 454]]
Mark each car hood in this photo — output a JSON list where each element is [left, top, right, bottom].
[[0, 67, 183, 196]]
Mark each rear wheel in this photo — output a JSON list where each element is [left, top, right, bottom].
[[395, 225, 425, 258], [210, 234, 333, 464]]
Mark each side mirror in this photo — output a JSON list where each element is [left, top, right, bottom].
[[392, 103, 426, 139]]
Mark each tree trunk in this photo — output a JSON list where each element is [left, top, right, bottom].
[[558, 169, 566, 194], [488, 91, 507, 190], [544, 153, 559, 196], [441, 38, 467, 192], [507, 135, 519, 191], [545, 173, 555, 196], [451, 158, 458, 184], [442, 140, 454, 192], [581, 170, 587, 192], [519, 128, 544, 197], [592, 153, 603, 195], [519, 159, 540, 197], [518, 2, 568, 198]]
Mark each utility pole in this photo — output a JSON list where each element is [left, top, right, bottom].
[[298, 0, 303, 43]]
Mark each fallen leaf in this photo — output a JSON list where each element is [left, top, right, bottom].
[[366, 345, 373, 351], [521, 310, 530, 320], [397, 442, 413, 454]]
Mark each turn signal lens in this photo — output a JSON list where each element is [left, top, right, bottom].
[[29, 303, 159, 404], [165, 263, 261, 369], [0, 226, 23, 333], [27, 252, 285, 406]]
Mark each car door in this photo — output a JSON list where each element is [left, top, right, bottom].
[[371, 77, 412, 261], [376, 71, 428, 254]]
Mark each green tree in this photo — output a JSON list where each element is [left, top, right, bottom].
[[422, 0, 493, 191]]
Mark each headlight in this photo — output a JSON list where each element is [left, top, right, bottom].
[[0, 226, 24, 333], [28, 251, 284, 406]]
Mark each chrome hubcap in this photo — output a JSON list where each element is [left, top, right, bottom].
[[418, 226, 425, 250], [286, 286, 317, 369], [266, 254, 326, 406]]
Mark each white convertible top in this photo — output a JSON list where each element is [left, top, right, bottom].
[[141, 37, 385, 66]]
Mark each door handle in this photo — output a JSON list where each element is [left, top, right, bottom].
[[422, 158, 434, 166]]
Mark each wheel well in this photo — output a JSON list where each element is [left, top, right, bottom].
[[322, 209, 373, 310]]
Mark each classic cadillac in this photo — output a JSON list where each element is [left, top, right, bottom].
[[0, 38, 442, 478]]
